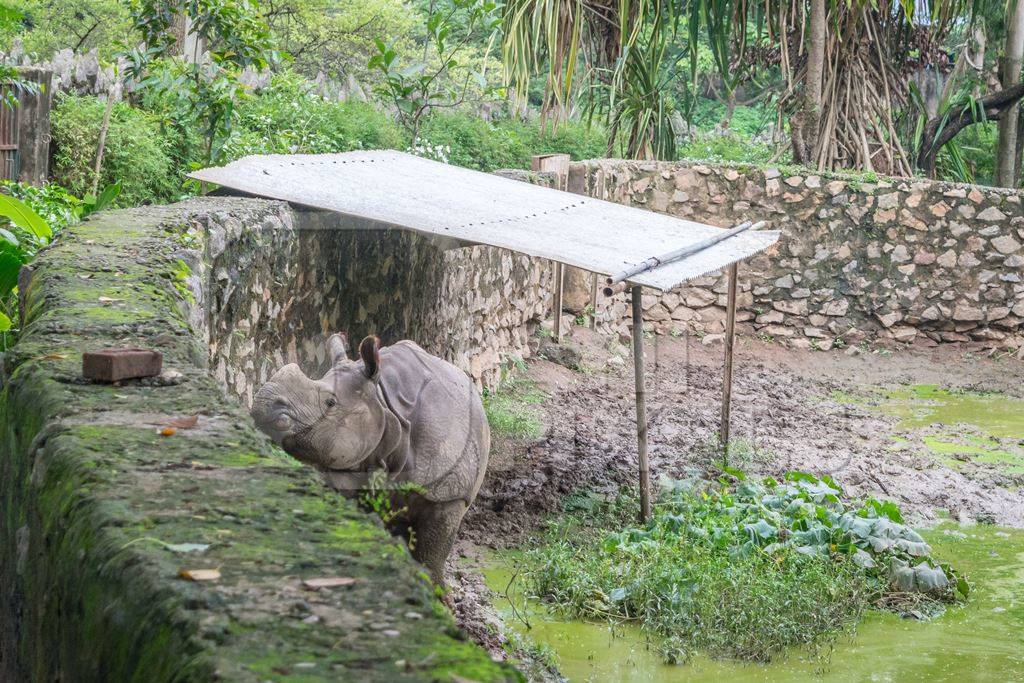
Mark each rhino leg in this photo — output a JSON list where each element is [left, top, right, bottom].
[[411, 499, 466, 585]]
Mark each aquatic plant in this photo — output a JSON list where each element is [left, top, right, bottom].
[[523, 470, 967, 663]]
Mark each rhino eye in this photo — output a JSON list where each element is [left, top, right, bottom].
[[325, 397, 337, 408]]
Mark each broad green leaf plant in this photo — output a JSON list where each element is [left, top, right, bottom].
[[0, 194, 51, 333], [0, 182, 120, 338]]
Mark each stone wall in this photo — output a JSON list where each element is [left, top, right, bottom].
[[0, 198, 517, 681], [184, 203, 551, 402], [557, 160, 1024, 349]]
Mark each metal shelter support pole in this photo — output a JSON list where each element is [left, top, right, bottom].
[[589, 272, 598, 330], [631, 285, 651, 523], [553, 262, 565, 342], [720, 263, 739, 466]]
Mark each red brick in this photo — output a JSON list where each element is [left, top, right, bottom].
[[82, 349, 162, 382]]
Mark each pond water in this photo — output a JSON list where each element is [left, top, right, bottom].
[[853, 383, 1024, 473], [480, 383, 1024, 680], [484, 525, 1024, 681]]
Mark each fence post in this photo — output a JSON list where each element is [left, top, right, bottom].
[[17, 67, 54, 187]]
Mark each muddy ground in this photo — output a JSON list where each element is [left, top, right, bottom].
[[447, 328, 1024, 666]]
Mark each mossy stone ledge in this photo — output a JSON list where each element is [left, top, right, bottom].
[[0, 198, 518, 682]]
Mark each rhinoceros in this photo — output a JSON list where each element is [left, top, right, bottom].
[[249, 333, 489, 584]]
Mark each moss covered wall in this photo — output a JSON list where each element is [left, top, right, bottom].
[[0, 198, 518, 682]]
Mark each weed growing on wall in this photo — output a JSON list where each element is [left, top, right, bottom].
[[522, 470, 967, 664]]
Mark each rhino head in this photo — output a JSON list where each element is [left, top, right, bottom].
[[250, 333, 389, 472]]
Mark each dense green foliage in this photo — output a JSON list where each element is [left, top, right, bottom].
[[49, 71, 610, 206], [418, 113, 607, 171], [524, 471, 966, 664], [677, 132, 777, 165], [0, 0, 133, 59], [224, 73, 406, 157], [51, 95, 179, 206], [127, 0, 278, 164], [0, 181, 81, 231]]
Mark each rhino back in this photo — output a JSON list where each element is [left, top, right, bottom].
[[379, 342, 488, 503]]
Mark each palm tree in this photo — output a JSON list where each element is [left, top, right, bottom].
[[500, 0, 986, 175]]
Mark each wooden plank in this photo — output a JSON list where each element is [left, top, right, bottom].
[[589, 272, 598, 330], [720, 262, 739, 466], [631, 285, 651, 522], [553, 261, 564, 342]]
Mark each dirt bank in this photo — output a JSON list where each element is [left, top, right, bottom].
[[450, 328, 1024, 668]]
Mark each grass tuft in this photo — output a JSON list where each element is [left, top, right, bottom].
[[482, 377, 547, 440]]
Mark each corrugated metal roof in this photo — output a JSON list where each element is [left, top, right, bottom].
[[189, 151, 780, 292]]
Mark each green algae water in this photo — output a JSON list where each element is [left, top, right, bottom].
[[881, 384, 1024, 440], [484, 525, 1024, 682], [837, 384, 1024, 473]]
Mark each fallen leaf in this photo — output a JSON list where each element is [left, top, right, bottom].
[[179, 568, 220, 581], [302, 577, 358, 589], [158, 427, 177, 437], [166, 543, 209, 553], [97, 296, 123, 304], [39, 353, 68, 361], [166, 415, 198, 429]]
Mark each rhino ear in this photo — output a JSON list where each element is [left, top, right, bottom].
[[328, 332, 349, 364], [359, 335, 380, 380]]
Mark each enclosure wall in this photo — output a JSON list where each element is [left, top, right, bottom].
[[0, 198, 517, 682], [543, 160, 1024, 349]]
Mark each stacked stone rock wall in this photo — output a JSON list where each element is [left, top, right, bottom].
[[184, 203, 551, 401], [561, 160, 1024, 349]]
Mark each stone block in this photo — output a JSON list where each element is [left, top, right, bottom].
[[82, 348, 162, 382]]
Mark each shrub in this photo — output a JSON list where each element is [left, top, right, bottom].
[[524, 470, 966, 664], [0, 180, 81, 232], [677, 131, 778, 165], [50, 95, 179, 207], [686, 96, 776, 139], [417, 111, 608, 171], [224, 72, 406, 160]]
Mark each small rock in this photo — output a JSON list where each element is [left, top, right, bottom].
[[977, 206, 1007, 222], [539, 339, 582, 370], [701, 334, 724, 346], [991, 235, 1021, 254]]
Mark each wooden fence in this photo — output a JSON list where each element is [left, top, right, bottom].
[[0, 97, 18, 181]]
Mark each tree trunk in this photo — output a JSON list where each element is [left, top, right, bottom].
[[171, 13, 205, 63], [918, 82, 1024, 176], [792, 0, 827, 165], [996, 0, 1024, 186], [1016, 108, 1024, 185]]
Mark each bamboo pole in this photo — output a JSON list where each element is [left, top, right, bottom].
[[91, 82, 119, 197], [720, 263, 739, 466], [589, 272, 598, 330], [553, 261, 564, 343], [631, 285, 651, 522], [603, 221, 763, 295]]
